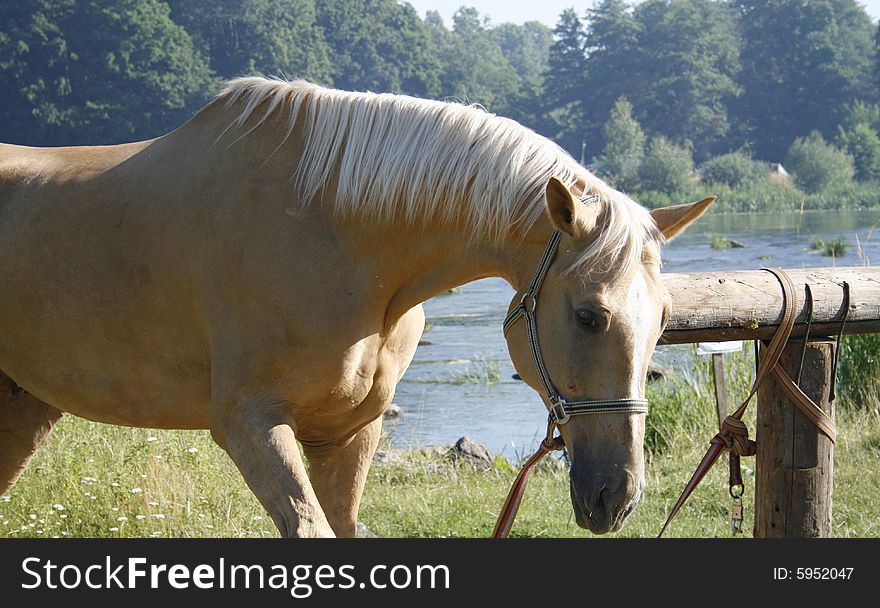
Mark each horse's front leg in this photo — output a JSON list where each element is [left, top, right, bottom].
[[210, 394, 335, 538], [305, 415, 383, 538]]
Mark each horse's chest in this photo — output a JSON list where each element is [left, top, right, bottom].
[[297, 306, 424, 437]]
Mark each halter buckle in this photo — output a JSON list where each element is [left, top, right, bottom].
[[519, 292, 537, 314], [549, 398, 570, 425]]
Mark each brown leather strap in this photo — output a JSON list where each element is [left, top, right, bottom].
[[657, 268, 792, 536], [770, 363, 837, 442]]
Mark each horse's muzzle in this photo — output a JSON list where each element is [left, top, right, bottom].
[[570, 470, 643, 534]]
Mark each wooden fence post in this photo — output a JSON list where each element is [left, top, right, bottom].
[[711, 353, 728, 430], [754, 338, 836, 538]]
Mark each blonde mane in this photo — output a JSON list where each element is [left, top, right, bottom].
[[216, 77, 660, 276]]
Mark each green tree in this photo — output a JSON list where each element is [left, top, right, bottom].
[[581, 0, 641, 153], [0, 0, 213, 146], [430, 8, 520, 113], [700, 151, 766, 188], [844, 101, 880, 132], [490, 22, 553, 127], [492, 22, 552, 95], [542, 8, 588, 156], [638, 136, 695, 195], [596, 97, 645, 189], [316, 0, 439, 95], [733, 0, 875, 161], [630, 0, 741, 159], [875, 22, 880, 99], [785, 131, 855, 193], [837, 122, 880, 182], [166, 0, 332, 84]]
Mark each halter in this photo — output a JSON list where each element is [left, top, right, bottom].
[[492, 221, 650, 538], [502, 226, 649, 442]]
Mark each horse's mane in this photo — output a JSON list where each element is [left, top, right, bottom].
[[216, 77, 660, 276]]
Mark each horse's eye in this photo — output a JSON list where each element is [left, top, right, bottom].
[[576, 308, 598, 328]]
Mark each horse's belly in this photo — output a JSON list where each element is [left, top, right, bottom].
[[0, 339, 212, 429]]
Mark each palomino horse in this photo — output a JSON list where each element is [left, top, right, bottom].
[[0, 78, 712, 537]]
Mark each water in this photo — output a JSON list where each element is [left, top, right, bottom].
[[385, 210, 880, 456]]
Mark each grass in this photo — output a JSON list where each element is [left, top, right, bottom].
[[809, 236, 849, 257], [1, 346, 878, 538], [708, 234, 743, 250], [414, 357, 502, 385]]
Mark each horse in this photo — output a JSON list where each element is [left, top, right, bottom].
[[0, 77, 712, 537]]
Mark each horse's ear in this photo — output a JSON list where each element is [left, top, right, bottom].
[[545, 177, 589, 238], [650, 196, 716, 240]]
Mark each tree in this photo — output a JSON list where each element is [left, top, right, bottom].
[[785, 131, 855, 193], [166, 0, 333, 84], [0, 0, 214, 146], [430, 8, 520, 113], [700, 151, 766, 188], [596, 97, 645, 189], [629, 0, 741, 159], [315, 0, 439, 96], [493, 22, 553, 95], [542, 8, 588, 157], [838, 122, 880, 181], [581, 0, 641, 153], [638, 136, 695, 195], [733, 0, 875, 161], [875, 22, 880, 99]]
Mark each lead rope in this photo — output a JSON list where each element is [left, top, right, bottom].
[[658, 269, 840, 537], [492, 434, 564, 538]]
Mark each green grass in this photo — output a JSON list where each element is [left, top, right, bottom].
[[1, 346, 878, 538], [414, 357, 502, 385], [708, 234, 743, 250], [809, 236, 849, 257], [709, 234, 732, 250]]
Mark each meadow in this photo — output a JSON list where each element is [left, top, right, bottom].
[[1, 342, 878, 539]]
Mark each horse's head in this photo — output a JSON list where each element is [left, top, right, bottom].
[[505, 177, 712, 534]]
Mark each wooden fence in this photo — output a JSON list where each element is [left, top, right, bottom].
[[660, 267, 880, 538]]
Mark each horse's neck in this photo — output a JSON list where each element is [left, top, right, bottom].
[[180, 101, 554, 313], [333, 216, 552, 321]]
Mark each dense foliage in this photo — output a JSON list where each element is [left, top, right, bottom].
[[1, 0, 879, 209]]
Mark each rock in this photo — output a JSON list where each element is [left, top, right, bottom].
[[356, 521, 376, 538], [418, 339, 432, 346], [647, 360, 671, 382], [512, 373, 522, 381], [451, 436, 494, 470], [384, 403, 402, 418], [372, 450, 403, 466]]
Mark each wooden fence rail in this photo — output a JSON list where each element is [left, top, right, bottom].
[[660, 267, 880, 344], [660, 266, 879, 538]]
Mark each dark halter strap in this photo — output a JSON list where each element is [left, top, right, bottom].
[[503, 228, 649, 438]]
